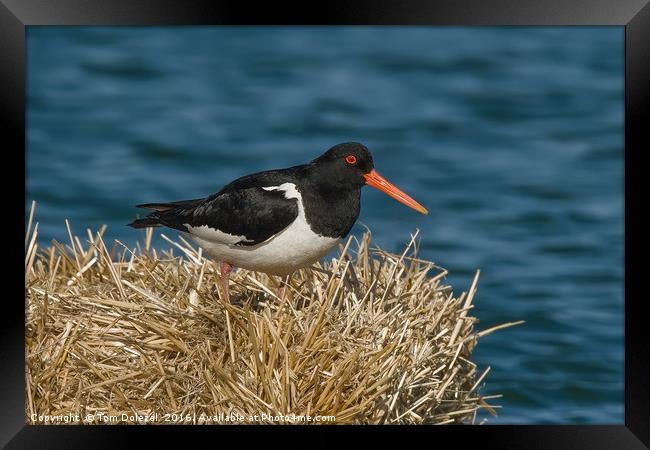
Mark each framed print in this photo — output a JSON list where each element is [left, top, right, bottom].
[[6, 0, 650, 448]]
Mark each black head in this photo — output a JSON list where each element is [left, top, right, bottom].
[[309, 142, 374, 188], [307, 141, 429, 215]]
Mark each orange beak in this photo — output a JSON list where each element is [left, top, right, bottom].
[[363, 169, 428, 215]]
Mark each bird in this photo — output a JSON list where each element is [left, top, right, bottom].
[[128, 142, 428, 302]]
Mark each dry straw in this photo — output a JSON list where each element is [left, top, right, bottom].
[[25, 202, 522, 424]]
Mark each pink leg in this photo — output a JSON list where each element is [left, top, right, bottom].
[[220, 261, 233, 302], [276, 273, 292, 300]]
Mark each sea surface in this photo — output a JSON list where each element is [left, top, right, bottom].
[[26, 27, 624, 424]]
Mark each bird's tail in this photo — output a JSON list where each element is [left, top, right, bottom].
[[128, 202, 180, 228], [128, 199, 202, 230], [127, 216, 162, 229]]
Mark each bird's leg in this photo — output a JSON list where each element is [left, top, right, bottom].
[[219, 261, 233, 303], [276, 273, 293, 300]]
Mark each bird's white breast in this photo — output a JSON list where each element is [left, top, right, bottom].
[[184, 182, 340, 276]]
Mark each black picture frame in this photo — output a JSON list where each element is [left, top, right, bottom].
[[6, 0, 649, 448]]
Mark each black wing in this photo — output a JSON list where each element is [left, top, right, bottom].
[[182, 186, 299, 246], [130, 184, 299, 247]]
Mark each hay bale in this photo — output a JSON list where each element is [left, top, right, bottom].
[[25, 205, 519, 424]]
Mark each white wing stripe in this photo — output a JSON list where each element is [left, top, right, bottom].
[[262, 183, 300, 200], [184, 224, 252, 245]]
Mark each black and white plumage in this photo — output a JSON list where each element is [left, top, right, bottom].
[[129, 142, 427, 288]]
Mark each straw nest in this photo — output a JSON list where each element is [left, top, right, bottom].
[[25, 203, 520, 425]]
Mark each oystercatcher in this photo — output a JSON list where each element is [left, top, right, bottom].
[[129, 142, 427, 301]]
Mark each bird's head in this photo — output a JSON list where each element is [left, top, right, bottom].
[[310, 142, 428, 215]]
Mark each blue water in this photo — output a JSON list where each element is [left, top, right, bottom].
[[26, 27, 624, 424]]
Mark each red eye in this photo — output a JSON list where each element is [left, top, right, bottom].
[[345, 155, 357, 165]]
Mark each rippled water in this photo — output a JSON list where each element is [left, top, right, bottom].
[[26, 27, 624, 424]]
